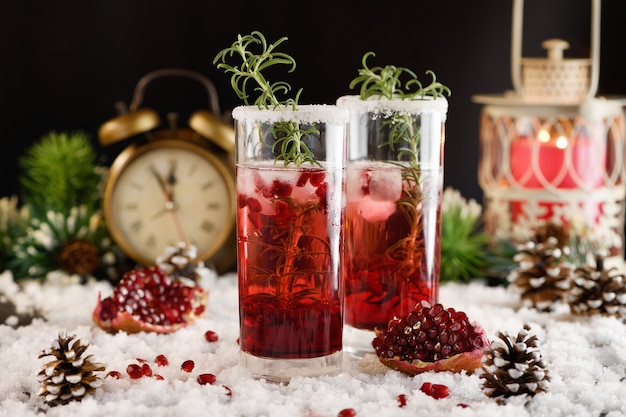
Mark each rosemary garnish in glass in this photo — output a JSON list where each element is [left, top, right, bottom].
[[213, 31, 319, 167], [349, 52, 451, 279]]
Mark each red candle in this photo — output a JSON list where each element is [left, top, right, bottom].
[[509, 130, 606, 226], [510, 132, 605, 189]]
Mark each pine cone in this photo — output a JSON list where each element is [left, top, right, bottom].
[[507, 237, 573, 311], [568, 254, 626, 318], [532, 222, 569, 249], [479, 323, 550, 402], [38, 334, 105, 406], [57, 239, 100, 276], [156, 242, 210, 282]]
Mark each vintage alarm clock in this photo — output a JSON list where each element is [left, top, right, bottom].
[[98, 68, 236, 274]]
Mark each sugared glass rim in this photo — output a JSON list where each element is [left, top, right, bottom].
[[231, 104, 350, 125], [336, 95, 448, 118]]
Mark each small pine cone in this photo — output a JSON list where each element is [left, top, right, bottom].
[[568, 254, 626, 318], [507, 237, 573, 311], [156, 242, 209, 282], [532, 222, 569, 249], [479, 323, 550, 402], [38, 334, 105, 406], [57, 239, 100, 276]]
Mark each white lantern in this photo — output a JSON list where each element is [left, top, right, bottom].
[[473, 0, 626, 266]]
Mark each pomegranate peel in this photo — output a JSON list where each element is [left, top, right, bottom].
[[92, 265, 209, 334], [372, 301, 490, 375]]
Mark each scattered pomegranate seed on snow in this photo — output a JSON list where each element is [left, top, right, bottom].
[[396, 394, 407, 407], [141, 363, 153, 377], [420, 382, 450, 399], [155, 354, 169, 366], [196, 373, 217, 385], [204, 330, 219, 342], [181, 359, 195, 372], [106, 371, 121, 379], [126, 364, 144, 379], [337, 408, 357, 417]]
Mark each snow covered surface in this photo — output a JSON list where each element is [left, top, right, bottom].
[[2, 269, 626, 417]]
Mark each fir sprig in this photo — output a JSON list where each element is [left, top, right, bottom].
[[214, 31, 318, 166], [19, 131, 103, 216]]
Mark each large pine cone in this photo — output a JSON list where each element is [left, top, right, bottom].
[[37, 334, 105, 406], [508, 237, 573, 311], [479, 323, 550, 402], [568, 254, 626, 318]]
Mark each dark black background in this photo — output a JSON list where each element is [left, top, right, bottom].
[[1, 0, 625, 204]]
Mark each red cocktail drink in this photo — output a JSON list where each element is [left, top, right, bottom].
[[345, 162, 442, 330], [237, 165, 343, 359]]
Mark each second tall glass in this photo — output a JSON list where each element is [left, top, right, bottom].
[[337, 95, 448, 357]]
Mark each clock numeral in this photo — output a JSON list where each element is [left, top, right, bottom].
[[202, 181, 215, 190], [207, 202, 221, 210], [125, 203, 139, 210], [146, 234, 156, 248], [130, 181, 144, 190], [130, 220, 142, 232], [187, 163, 198, 177], [201, 220, 215, 234]]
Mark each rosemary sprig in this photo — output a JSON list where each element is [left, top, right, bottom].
[[349, 51, 450, 168], [213, 31, 318, 166], [349, 52, 450, 100]]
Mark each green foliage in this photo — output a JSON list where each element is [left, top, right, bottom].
[[8, 205, 113, 280], [0, 130, 124, 281], [214, 31, 319, 166], [349, 52, 450, 100], [19, 131, 103, 216], [439, 188, 490, 283], [0, 196, 28, 271]]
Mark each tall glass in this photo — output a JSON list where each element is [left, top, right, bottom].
[[232, 105, 348, 382], [337, 95, 448, 357]]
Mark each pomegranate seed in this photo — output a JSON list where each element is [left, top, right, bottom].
[[181, 359, 195, 372], [337, 409, 357, 417], [141, 363, 153, 377], [245, 197, 262, 212], [204, 330, 219, 343], [136, 358, 148, 363], [296, 173, 311, 187], [420, 382, 450, 399], [154, 374, 164, 381], [196, 373, 217, 385], [155, 354, 169, 366], [106, 371, 121, 379], [457, 403, 469, 408], [222, 385, 232, 397], [309, 171, 325, 186], [396, 394, 407, 407], [126, 364, 144, 379]]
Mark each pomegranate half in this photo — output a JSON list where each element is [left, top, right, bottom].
[[372, 300, 490, 375], [93, 265, 208, 334]]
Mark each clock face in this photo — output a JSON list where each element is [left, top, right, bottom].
[[104, 139, 235, 266]]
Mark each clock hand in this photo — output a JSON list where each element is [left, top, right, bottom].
[[166, 159, 177, 201], [149, 164, 187, 244], [149, 165, 172, 200]]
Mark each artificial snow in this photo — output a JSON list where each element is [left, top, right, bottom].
[[2, 269, 626, 416]]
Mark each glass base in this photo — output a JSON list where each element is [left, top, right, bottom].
[[240, 350, 343, 383], [343, 325, 376, 358]]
